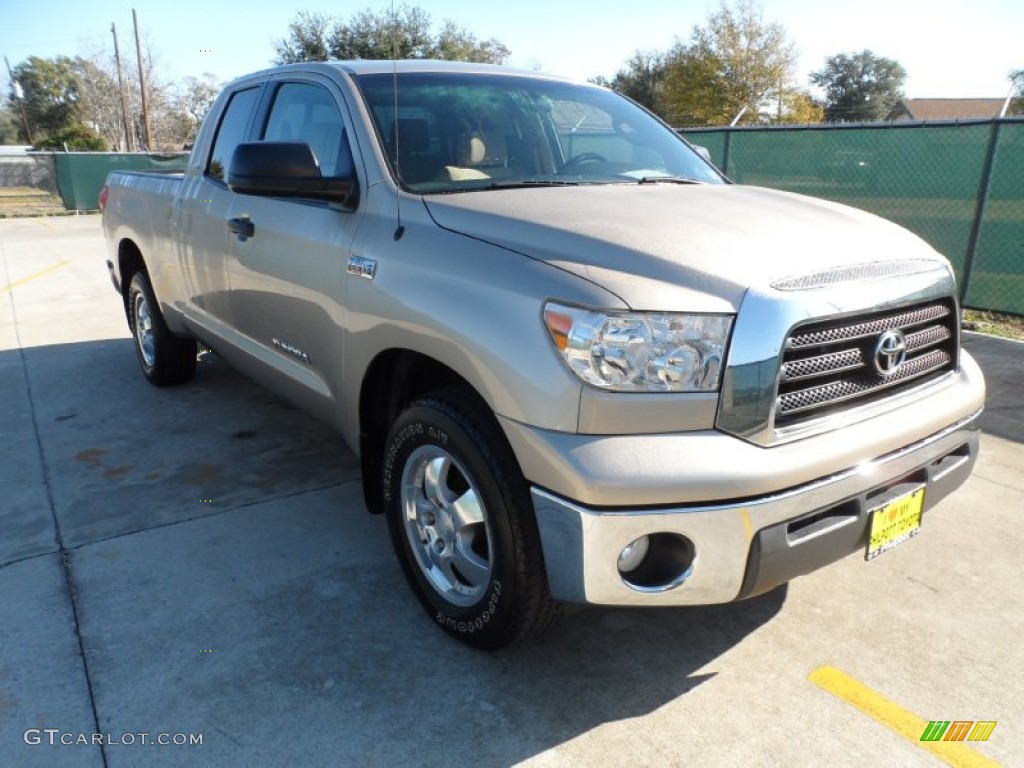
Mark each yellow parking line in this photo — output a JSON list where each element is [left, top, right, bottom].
[[0, 258, 74, 294], [36, 219, 57, 230], [740, 508, 753, 542], [809, 666, 1000, 767]]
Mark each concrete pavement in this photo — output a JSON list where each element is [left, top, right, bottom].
[[1, 215, 1020, 767]]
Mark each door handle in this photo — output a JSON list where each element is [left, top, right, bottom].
[[227, 217, 254, 238]]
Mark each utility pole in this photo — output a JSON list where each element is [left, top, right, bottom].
[[3, 55, 33, 144], [111, 24, 134, 151], [132, 9, 153, 150]]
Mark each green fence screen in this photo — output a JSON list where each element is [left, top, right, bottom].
[[52, 152, 189, 212], [681, 119, 1024, 316], [38, 126, 1024, 316]]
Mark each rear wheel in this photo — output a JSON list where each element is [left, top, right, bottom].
[[127, 271, 197, 386], [383, 388, 558, 649]]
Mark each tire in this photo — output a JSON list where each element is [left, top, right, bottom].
[[127, 271, 197, 386], [383, 387, 559, 649]]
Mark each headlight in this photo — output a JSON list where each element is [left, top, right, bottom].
[[543, 303, 732, 392]]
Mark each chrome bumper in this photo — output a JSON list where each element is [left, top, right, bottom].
[[531, 411, 980, 606]]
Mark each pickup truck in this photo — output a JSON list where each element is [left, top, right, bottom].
[[101, 60, 985, 649]]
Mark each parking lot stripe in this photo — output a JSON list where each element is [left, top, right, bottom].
[[740, 508, 753, 541], [0, 258, 74, 294], [809, 665, 1000, 767]]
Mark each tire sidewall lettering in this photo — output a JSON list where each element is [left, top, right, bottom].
[[382, 422, 424, 502], [433, 579, 503, 635]]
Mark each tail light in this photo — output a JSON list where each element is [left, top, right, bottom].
[[98, 184, 109, 212]]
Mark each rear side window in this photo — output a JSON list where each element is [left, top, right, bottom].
[[261, 82, 353, 178], [207, 87, 260, 182]]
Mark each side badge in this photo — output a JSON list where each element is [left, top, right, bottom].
[[347, 255, 377, 280]]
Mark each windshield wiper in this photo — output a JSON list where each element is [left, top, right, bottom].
[[635, 176, 704, 185], [486, 179, 582, 189]]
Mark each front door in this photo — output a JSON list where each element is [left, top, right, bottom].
[[226, 78, 363, 401]]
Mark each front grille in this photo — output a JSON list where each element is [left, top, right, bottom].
[[775, 299, 958, 428]]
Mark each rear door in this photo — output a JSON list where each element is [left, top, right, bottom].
[[225, 75, 364, 402]]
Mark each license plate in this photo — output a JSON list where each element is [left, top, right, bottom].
[[866, 487, 925, 560]]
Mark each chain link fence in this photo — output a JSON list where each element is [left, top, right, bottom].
[[681, 119, 1024, 316], [3, 129, 1020, 314], [0, 154, 63, 216]]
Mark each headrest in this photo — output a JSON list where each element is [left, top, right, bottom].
[[458, 134, 486, 165], [456, 130, 507, 167]]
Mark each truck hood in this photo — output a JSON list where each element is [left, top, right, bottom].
[[422, 184, 947, 312]]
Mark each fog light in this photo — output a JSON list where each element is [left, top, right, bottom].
[[619, 533, 696, 592], [617, 535, 650, 574]]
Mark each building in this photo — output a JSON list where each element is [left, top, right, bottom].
[[887, 98, 1008, 122]]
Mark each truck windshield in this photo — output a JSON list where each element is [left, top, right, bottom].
[[354, 72, 724, 193]]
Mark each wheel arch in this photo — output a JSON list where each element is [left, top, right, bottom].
[[358, 348, 491, 515], [118, 238, 147, 315]]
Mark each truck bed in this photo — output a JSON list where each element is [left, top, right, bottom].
[[102, 170, 185, 297]]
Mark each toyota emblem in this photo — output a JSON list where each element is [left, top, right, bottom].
[[873, 329, 907, 375]]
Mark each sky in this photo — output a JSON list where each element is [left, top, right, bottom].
[[1, 0, 1021, 101]]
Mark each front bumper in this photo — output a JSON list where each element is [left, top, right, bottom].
[[530, 411, 980, 605]]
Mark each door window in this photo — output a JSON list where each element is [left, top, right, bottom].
[[262, 83, 353, 178], [207, 86, 260, 182]]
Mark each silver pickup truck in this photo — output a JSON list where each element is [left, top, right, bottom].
[[101, 60, 985, 649]]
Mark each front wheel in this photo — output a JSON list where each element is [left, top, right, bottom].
[[383, 388, 558, 649], [127, 271, 197, 386]]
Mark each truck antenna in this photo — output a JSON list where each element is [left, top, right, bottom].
[[391, 0, 404, 241]]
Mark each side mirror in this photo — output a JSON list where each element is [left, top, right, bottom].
[[228, 142, 355, 205], [692, 144, 713, 164]]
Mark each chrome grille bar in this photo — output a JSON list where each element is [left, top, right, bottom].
[[778, 349, 951, 416], [774, 300, 958, 428], [787, 304, 951, 349], [780, 324, 952, 383]]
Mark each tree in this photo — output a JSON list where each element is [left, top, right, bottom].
[[602, 51, 667, 113], [1010, 69, 1024, 115], [1013, 69, 1024, 95], [274, 4, 509, 64], [331, 5, 434, 59], [8, 56, 85, 139], [5, 55, 112, 149], [810, 50, 907, 122], [659, 0, 798, 125], [660, 43, 732, 125], [33, 123, 106, 151], [433, 20, 509, 64], [168, 73, 221, 144], [0, 104, 21, 144], [593, 2, 818, 126], [71, 57, 126, 150], [274, 11, 333, 63], [7, 35, 215, 151], [79, 40, 199, 151], [775, 89, 824, 124]]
